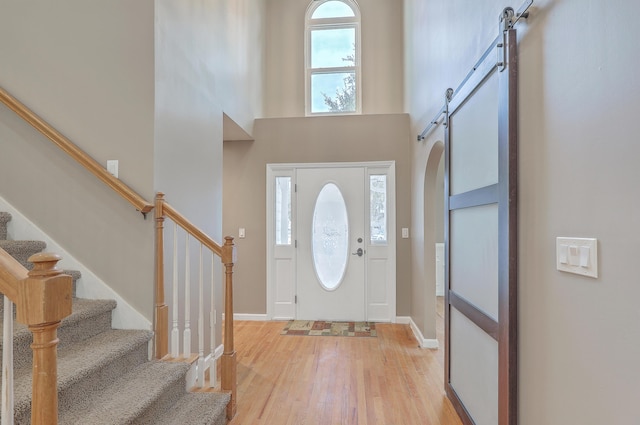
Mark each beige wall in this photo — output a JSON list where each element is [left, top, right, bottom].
[[154, 0, 265, 241], [406, 0, 640, 423], [264, 0, 404, 117], [223, 114, 412, 315], [212, 0, 266, 135], [0, 0, 265, 322], [0, 0, 157, 318]]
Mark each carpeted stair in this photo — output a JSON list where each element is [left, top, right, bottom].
[[0, 211, 229, 424]]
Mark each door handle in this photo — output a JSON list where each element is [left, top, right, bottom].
[[352, 248, 364, 257]]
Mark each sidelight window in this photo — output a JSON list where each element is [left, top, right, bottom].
[[275, 177, 292, 245]]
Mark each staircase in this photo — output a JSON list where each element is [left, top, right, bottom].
[[0, 211, 230, 425]]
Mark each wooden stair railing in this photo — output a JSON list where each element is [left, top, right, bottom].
[[154, 193, 237, 420], [0, 87, 153, 215], [0, 248, 73, 425], [1, 86, 237, 420]]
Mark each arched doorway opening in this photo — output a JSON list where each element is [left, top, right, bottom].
[[423, 141, 444, 338]]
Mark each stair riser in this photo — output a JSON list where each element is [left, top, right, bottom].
[[57, 342, 150, 417], [58, 311, 113, 350], [134, 374, 188, 425]]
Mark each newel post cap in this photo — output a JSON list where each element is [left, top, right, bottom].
[[27, 252, 63, 277]]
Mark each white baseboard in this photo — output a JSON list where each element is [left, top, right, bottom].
[[396, 316, 439, 349], [0, 196, 150, 331], [395, 316, 411, 324], [271, 316, 294, 321], [223, 313, 268, 321]]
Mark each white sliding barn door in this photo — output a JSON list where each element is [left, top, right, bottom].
[[444, 27, 518, 425]]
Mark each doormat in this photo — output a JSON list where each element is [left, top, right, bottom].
[[281, 320, 377, 337]]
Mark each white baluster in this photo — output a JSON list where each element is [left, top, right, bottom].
[[197, 244, 205, 387], [209, 251, 216, 388], [171, 223, 179, 358], [183, 234, 191, 358], [2, 297, 14, 425]]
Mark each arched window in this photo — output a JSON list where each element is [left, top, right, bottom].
[[305, 0, 361, 115]]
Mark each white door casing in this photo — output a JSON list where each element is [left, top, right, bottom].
[[266, 162, 396, 322]]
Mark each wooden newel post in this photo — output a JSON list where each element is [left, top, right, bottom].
[[221, 236, 237, 420], [15, 253, 72, 425], [154, 192, 169, 359]]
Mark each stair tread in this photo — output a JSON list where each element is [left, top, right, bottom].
[[59, 360, 190, 425], [0, 240, 46, 249], [0, 240, 46, 269], [62, 268, 82, 281], [0, 298, 117, 341], [155, 391, 231, 425], [13, 329, 152, 412], [0, 211, 229, 423]]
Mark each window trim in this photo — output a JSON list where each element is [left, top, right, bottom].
[[305, 0, 362, 116]]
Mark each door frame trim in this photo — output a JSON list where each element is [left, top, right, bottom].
[[266, 161, 396, 322]]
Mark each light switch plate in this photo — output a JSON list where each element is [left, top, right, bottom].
[[556, 237, 598, 278], [107, 160, 118, 178], [401, 228, 409, 239]]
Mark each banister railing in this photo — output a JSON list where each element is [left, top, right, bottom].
[[0, 247, 26, 302], [154, 193, 236, 420], [1, 86, 237, 421], [0, 249, 73, 425], [0, 87, 153, 215]]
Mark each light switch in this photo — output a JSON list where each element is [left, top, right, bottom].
[[239, 228, 246, 239], [402, 228, 409, 239], [556, 237, 598, 278], [559, 244, 568, 264], [568, 246, 579, 266], [579, 246, 590, 267]]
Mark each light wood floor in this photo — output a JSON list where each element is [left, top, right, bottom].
[[228, 297, 461, 425]]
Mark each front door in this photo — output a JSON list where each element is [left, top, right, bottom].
[[295, 167, 366, 321]]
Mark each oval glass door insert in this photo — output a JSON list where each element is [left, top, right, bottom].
[[312, 183, 349, 290]]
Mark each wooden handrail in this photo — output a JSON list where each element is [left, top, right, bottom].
[[0, 247, 26, 303], [161, 201, 223, 257], [0, 87, 153, 214]]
